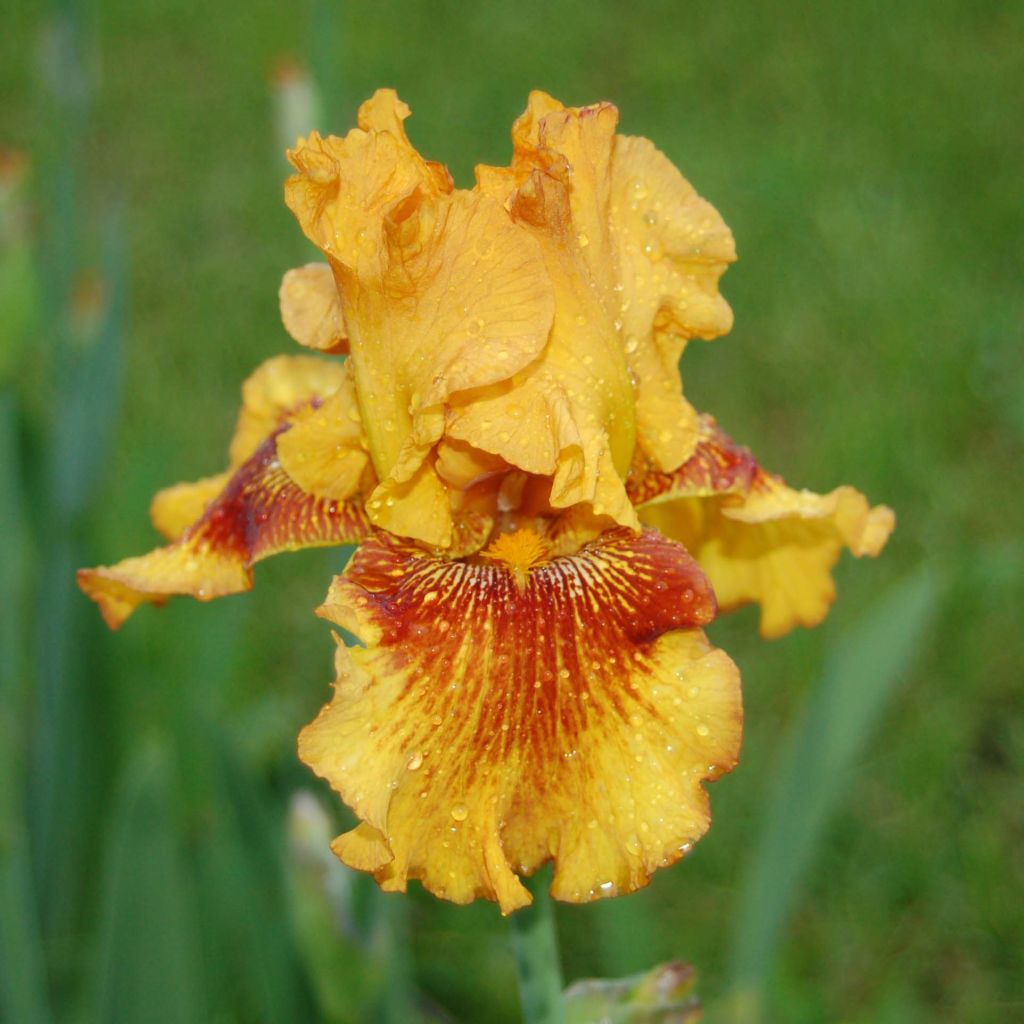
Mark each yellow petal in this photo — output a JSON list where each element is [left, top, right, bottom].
[[635, 419, 895, 638], [285, 116, 440, 275], [450, 167, 638, 530], [482, 94, 735, 475], [228, 354, 348, 467], [609, 135, 736, 471], [325, 185, 555, 545], [79, 355, 370, 629], [275, 361, 371, 500], [299, 527, 741, 913], [149, 473, 230, 541], [78, 430, 370, 629], [279, 263, 347, 354]]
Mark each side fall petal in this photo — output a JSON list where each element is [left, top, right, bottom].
[[634, 417, 895, 638], [78, 355, 372, 628], [298, 527, 742, 913]]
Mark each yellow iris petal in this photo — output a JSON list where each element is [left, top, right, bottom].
[[275, 361, 372, 500], [286, 102, 557, 545], [299, 528, 741, 913], [149, 473, 230, 541], [279, 262, 347, 354], [77, 355, 370, 628], [634, 418, 895, 638], [478, 93, 735, 476], [449, 164, 638, 530]]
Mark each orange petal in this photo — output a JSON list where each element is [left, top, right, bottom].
[[279, 263, 347, 354], [77, 428, 370, 629], [480, 94, 735, 474], [609, 135, 736, 471], [449, 167, 638, 531], [79, 355, 370, 629], [635, 418, 895, 638], [299, 527, 741, 913], [275, 360, 371, 501]]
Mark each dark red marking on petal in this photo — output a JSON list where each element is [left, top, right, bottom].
[[323, 528, 716, 778], [627, 416, 757, 507], [77, 426, 370, 628]]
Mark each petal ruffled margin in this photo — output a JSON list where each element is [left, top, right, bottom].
[[77, 356, 371, 628], [634, 417, 895, 638], [299, 527, 741, 913]]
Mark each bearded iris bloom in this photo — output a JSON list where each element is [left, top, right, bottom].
[[78, 91, 893, 913]]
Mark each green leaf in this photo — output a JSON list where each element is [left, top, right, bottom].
[[564, 961, 701, 1024], [92, 745, 207, 1023], [285, 791, 419, 1024], [725, 568, 943, 1020], [0, 395, 51, 1023], [191, 732, 310, 1022]]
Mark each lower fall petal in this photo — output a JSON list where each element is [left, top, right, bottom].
[[78, 430, 369, 629], [298, 527, 742, 913], [634, 417, 895, 638]]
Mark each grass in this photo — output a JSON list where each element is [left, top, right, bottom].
[[2, 0, 1021, 1020]]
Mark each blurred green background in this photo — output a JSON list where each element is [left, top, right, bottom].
[[2, 0, 1021, 1021]]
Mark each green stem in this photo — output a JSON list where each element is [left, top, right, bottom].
[[509, 869, 565, 1024]]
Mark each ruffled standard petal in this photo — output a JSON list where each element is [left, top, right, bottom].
[[299, 527, 741, 913], [347, 186, 555, 530], [634, 418, 895, 638], [78, 355, 372, 628], [479, 94, 735, 475], [288, 103, 556, 547], [279, 263, 347, 354], [450, 166, 639, 532], [609, 135, 736, 472]]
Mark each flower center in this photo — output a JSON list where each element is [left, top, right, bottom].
[[481, 528, 551, 588]]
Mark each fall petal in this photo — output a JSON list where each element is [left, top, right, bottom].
[[79, 355, 369, 629], [299, 527, 741, 913], [77, 431, 370, 629], [635, 419, 895, 638]]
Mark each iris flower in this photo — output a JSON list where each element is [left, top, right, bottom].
[[79, 91, 893, 913]]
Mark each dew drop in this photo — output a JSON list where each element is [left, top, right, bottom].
[[406, 751, 423, 771], [696, 723, 710, 737], [625, 834, 642, 856], [450, 804, 469, 822]]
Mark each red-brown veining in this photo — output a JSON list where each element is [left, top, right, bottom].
[[184, 425, 370, 567], [626, 415, 757, 507], [338, 529, 716, 793]]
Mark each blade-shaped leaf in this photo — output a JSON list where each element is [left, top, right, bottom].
[[726, 568, 942, 1019]]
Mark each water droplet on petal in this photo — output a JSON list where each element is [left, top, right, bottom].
[[450, 803, 468, 822]]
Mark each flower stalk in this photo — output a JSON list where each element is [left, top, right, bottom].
[[510, 870, 565, 1024]]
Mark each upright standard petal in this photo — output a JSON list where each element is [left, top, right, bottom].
[[633, 418, 895, 638], [279, 263, 347, 354], [299, 528, 741, 913], [78, 356, 371, 628], [479, 93, 736, 475], [451, 162, 639, 532], [286, 99, 556, 547]]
